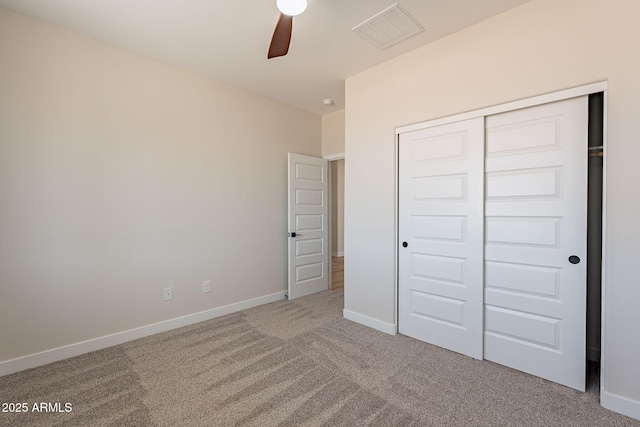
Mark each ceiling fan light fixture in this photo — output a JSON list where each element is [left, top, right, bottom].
[[276, 0, 307, 16]]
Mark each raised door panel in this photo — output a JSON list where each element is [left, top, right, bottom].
[[288, 154, 329, 299], [399, 118, 484, 360], [483, 96, 588, 391]]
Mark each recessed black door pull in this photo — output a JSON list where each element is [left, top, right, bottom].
[[402, 242, 408, 248], [568, 255, 580, 264]]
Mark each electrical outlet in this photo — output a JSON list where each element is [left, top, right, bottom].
[[203, 280, 211, 293], [163, 287, 173, 301]]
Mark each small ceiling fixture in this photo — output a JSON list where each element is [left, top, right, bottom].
[[323, 99, 335, 106], [276, 0, 307, 16]]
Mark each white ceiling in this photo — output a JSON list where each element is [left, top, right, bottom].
[[0, 0, 531, 115]]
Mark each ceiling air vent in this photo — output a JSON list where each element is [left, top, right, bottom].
[[352, 3, 424, 50]]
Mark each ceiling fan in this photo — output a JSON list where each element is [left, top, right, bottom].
[[268, 0, 308, 59]]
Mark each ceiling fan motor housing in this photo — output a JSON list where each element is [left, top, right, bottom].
[[276, 0, 307, 16]]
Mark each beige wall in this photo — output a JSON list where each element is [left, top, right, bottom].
[[344, 0, 640, 417], [0, 8, 321, 363], [321, 109, 345, 157]]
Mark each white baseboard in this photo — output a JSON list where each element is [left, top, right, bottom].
[[601, 390, 640, 421], [0, 291, 286, 377], [343, 309, 397, 335], [331, 251, 344, 257]]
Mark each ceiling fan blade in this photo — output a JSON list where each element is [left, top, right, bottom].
[[268, 13, 293, 59]]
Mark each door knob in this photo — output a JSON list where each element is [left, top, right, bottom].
[[402, 241, 408, 248], [568, 255, 580, 264], [288, 232, 297, 237]]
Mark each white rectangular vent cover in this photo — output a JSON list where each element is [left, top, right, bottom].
[[352, 3, 424, 50]]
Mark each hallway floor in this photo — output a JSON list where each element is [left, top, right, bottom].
[[331, 256, 343, 291]]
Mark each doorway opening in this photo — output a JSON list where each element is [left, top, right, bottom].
[[330, 158, 345, 291], [586, 91, 604, 394]]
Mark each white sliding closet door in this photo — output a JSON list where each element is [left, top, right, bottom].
[[398, 96, 589, 391], [398, 118, 485, 359], [483, 96, 588, 391]]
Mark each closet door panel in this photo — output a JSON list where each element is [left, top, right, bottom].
[[399, 118, 484, 360], [483, 96, 588, 391]]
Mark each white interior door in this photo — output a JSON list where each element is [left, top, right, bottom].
[[287, 153, 329, 300], [483, 96, 588, 391], [398, 118, 485, 359]]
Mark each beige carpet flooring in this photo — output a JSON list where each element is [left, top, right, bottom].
[[1, 290, 639, 427]]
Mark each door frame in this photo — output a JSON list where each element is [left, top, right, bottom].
[[324, 153, 345, 290], [394, 81, 608, 390]]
